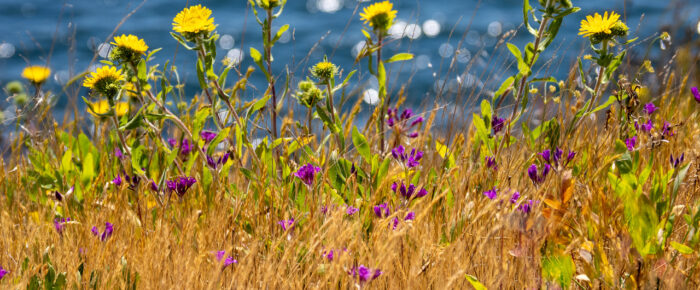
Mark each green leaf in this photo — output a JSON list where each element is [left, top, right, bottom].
[[207, 127, 230, 156], [169, 32, 195, 50], [131, 146, 146, 175], [196, 59, 207, 89], [272, 24, 290, 44], [436, 140, 455, 169], [542, 253, 575, 288], [81, 153, 95, 184], [480, 100, 492, 121], [670, 241, 694, 254], [137, 59, 147, 82], [352, 127, 371, 162], [252, 94, 272, 114], [465, 274, 488, 290], [507, 43, 530, 76], [493, 76, 514, 100], [385, 53, 414, 63]]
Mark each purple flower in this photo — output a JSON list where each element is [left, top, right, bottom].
[[166, 176, 197, 198], [54, 217, 71, 235], [662, 122, 674, 137], [404, 211, 415, 221], [200, 130, 218, 143], [150, 180, 159, 192], [169, 138, 193, 156], [483, 187, 497, 200], [625, 136, 637, 151], [392, 217, 400, 229], [346, 206, 359, 216], [485, 156, 497, 170], [215, 251, 238, 268], [510, 191, 520, 204], [294, 164, 321, 187], [643, 102, 657, 115], [528, 164, 550, 184], [207, 152, 231, 169], [491, 115, 505, 134], [635, 119, 653, 133], [693, 87, 700, 103], [518, 200, 537, 213], [539, 148, 563, 166], [91, 222, 113, 241], [348, 265, 382, 283], [278, 218, 295, 231], [566, 150, 576, 165], [324, 250, 334, 261], [0, 266, 8, 280], [391, 181, 428, 200], [113, 174, 123, 186], [670, 153, 685, 168], [123, 173, 140, 190], [391, 145, 424, 168], [115, 148, 124, 159], [387, 107, 423, 138], [373, 203, 391, 218]]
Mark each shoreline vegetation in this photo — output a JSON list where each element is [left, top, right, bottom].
[[1, 0, 700, 288]]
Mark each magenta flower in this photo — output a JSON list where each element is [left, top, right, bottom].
[[391, 181, 428, 200], [54, 217, 71, 235], [539, 148, 563, 166], [207, 152, 231, 169], [625, 136, 637, 151], [278, 218, 295, 231], [670, 153, 685, 168], [0, 266, 8, 280], [324, 250, 334, 261], [113, 174, 123, 186], [485, 156, 497, 170], [391, 145, 423, 168], [693, 87, 700, 103], [91, 222, 113, 241], [643, 103, 657, 115], [635, 119, 653, 133], [166, 176, 197, 198], [483, 187, 497, 200], [169, 138, 193, 156], [387, 107, 423, 138], [115, 147, 124, 159], [518, 200, 537, 213], [294, 164, 321, 187], [510, 191, 520, 204], [662, 122, 674, 137], [373, 203, 391, 218], [215, 251, 238, 268], [491, 115, 505, 134], [528, 164, 550, 184], [566, 150, 576, 165], [150, 180, 159, 192], [346, 206, 359, 216], [200, 130, 218, 143], [348, 265, 382, 283], [404, 211, 415, 221]]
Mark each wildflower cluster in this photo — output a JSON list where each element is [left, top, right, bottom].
[[387, 107, 423, 138]]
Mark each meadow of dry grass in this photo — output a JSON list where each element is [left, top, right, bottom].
[[1, 0, 700, 289]]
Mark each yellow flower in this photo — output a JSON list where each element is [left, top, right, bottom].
[[311, 61, 338, 81], [83, 66, 125, 98], [172, 5, 216, 35], [360, 1, 397, 31], [88, 100, 129, 118], [83, 66, 124, 89], [22, 66, 51, 84], [578, 11, 620, 38], [111, 34, 148, 55]]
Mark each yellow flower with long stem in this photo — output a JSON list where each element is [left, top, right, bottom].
[[22, 66, 51, 84], [578, 11, 621, 38], [360, 1, 397, 32], [83, 66, 125, 98], [88, 100, 129, 118], [111, 34, 148, 55], [172, 5, 216, 35]]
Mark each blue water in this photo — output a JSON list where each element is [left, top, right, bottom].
[[0, 0, 698, 117]]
